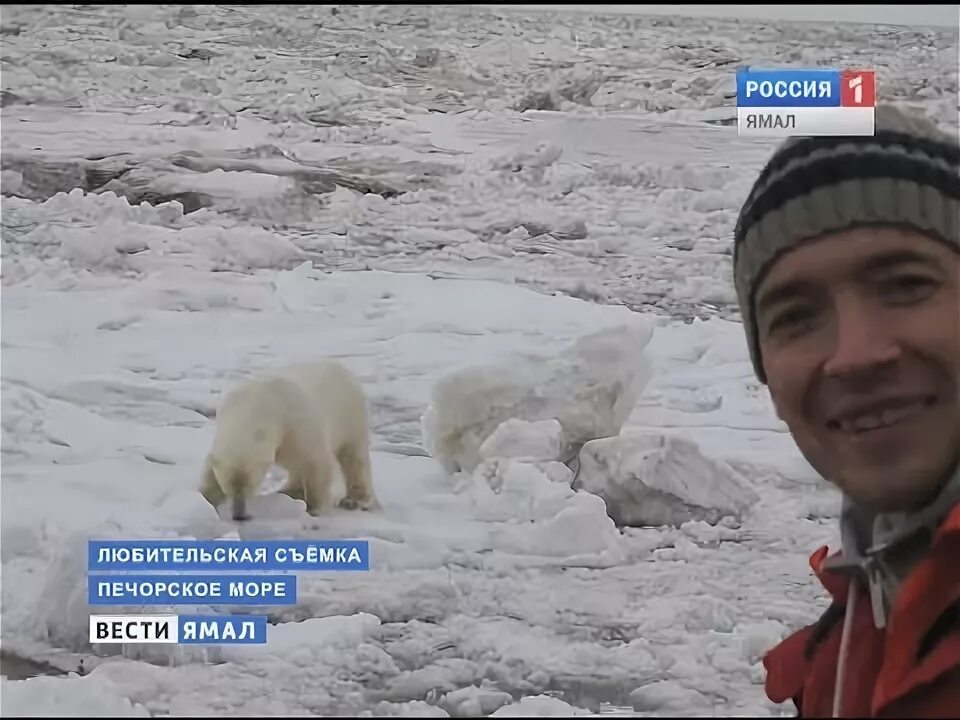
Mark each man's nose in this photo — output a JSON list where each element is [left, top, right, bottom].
[[823, 295, 902, 377]]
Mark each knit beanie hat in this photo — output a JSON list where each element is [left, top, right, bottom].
[[732, 104, 960, 383]]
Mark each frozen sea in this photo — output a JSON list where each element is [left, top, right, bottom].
[[1, 4, 957, 717]]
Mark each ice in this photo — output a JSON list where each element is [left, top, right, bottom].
[[628, 680, 707, 714], [421, 322, 655, 475], [24, 522, 222, 668], [465, 459, 575, 521], [449, 456, 624, 566], [491, 490, 625, 564], [478, 419, 564, 463], [0, 675, 151, 717], [222, 614, 382, 663], [490, 695, 592, 716], [5, 190, 307, 276], [438, 685, 513, 716], [2, 2, 942, 717], [171, 226, 308, 273], [361, 700, 451, 718], [575, 432, 761, 528]]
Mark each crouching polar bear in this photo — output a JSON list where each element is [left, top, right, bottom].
[[200, 360, 379, 521]]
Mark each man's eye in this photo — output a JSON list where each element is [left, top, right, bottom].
[[766, 305, 816, 336], [879, 274, 938, 303]]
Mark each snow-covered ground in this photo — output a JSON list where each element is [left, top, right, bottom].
[[1, 3, 957, 717]]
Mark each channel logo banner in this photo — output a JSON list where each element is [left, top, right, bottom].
[[736, 68, 876, 138], [89, 614, 268, 644], [89, 539, 370, 572], [88, 574, 297, 606]]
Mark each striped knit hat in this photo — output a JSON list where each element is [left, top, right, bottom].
[[733, 103, 960, 383]]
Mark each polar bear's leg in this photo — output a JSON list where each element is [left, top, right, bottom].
[[337, 442, 379, 511], [278, 472, 305, 502], [199, 456, 226, 509], [297, 451, 337, 516]]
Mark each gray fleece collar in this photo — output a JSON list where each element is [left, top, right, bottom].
[[822, 465, 960, 628]]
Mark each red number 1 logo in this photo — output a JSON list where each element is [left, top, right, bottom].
[[840, 70, 876, 107]]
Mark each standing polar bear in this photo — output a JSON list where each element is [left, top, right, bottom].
[[200, 360, 379, 521]]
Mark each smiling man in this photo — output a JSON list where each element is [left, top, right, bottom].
[[733, 104, 960, 717]]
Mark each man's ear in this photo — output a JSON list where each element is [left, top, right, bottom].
[[768, 387, 787, 422]]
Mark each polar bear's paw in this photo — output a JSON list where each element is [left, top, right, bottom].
[[338, 494, 380, 512]]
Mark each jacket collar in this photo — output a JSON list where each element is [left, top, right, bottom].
[[813, 466, 960, 625]]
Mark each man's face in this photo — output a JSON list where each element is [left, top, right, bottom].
[[755, 226, 960, 513]]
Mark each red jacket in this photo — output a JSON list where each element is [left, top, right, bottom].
[[762, 503, 960, 718]]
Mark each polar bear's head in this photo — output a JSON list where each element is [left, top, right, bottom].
[[208, 452, 273, 521]]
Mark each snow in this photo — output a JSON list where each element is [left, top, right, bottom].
[[2, 2, 954, 718]]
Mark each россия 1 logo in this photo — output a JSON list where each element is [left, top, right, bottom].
[[735, 67, 876, 138]]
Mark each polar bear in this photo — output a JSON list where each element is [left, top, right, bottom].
[[199, 360, 378, 521]]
